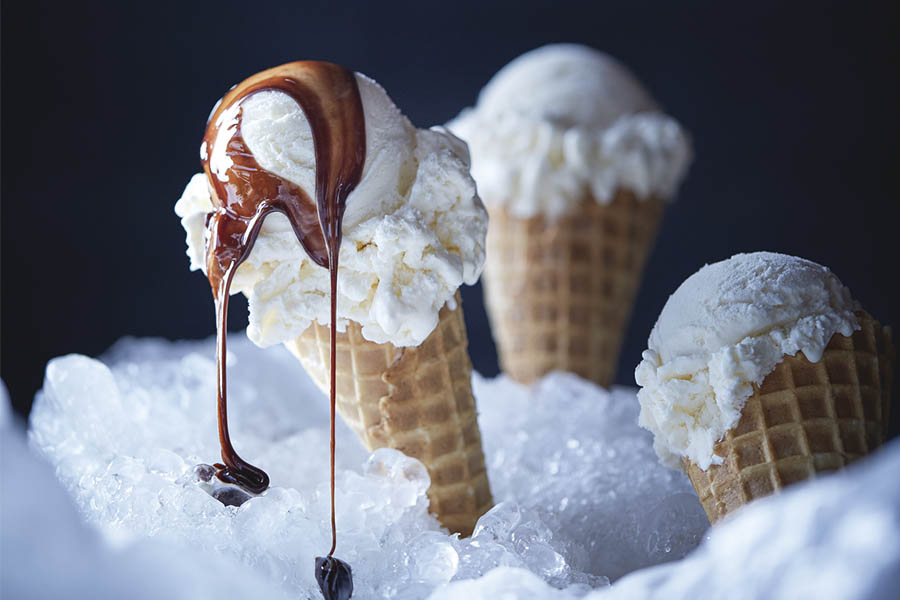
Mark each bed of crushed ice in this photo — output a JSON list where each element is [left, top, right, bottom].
[[3, 336, 898, 599]]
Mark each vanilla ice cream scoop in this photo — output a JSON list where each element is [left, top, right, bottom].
[[635, 252, 861, 469], [448, 44, 692, 220], [472, 43, 657, 129], [175, 74, 487, 348]]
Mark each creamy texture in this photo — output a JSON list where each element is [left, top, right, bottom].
[[634, 252, 860, 470], [447, 44, 691, 220], [175, 74, 487, 348]]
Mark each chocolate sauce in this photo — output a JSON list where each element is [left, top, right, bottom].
[[200, 62, 365, 581], [315, 556, 353, 600]]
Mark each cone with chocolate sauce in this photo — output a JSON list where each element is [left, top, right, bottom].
[[194, 63, 493, 537], [182, 60, 492, 596], [484, 190, 664, 386], [685, 312, 894, 523], [285, 293, 492, 536]]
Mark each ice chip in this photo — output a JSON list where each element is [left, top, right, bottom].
[[472, 502, 522, 541], [192, 463, 216, 483], [365, 447, 431, 490], [408, 531, 460, 585], [212, 485, 253, 507], [365, 447, 431, 508]]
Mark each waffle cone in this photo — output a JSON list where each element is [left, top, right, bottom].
[[284, 294, 492, 536], [686, 312, 894, 523], [483, 189, 664, 386]]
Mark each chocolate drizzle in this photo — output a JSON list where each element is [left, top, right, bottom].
[[200, 60, 365, 571], [315, 555, 354, 600]]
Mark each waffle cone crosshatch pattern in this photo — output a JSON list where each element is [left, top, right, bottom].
[[286, 294, 493, 536], [483, 189, 664, 386], [686, 312, 895, 523]]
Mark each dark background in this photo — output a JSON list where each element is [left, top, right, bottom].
[[2, 1, 898, 436]]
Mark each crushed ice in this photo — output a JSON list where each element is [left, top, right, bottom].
[[11, 335, 899, 599]]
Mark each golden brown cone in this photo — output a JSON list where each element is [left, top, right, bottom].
[[483, 189, 664, 386], [686, 311, 894, 523], [284, 294, 492, 536]]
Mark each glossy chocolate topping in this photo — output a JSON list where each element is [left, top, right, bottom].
[[200, 61, 365, 576]]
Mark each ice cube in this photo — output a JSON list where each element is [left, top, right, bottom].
[[408, 531, 460, 585]]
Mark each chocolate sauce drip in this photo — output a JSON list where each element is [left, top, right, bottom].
[[315, 556, 353, 600], [200, 60, 366, 568]]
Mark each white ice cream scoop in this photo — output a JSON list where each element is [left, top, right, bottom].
[[448, 44, 692, 220], [635, 252, 860, 469], [472, 43, 658, 129], [175, 73, 487, 349]]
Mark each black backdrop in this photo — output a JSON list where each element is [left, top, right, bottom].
[[2, 1, 898, 436]]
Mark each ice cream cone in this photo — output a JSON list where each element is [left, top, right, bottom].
[[685, 312, 894, 524], [284, 294, 493, 536], [483, 189, 664, 386]]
